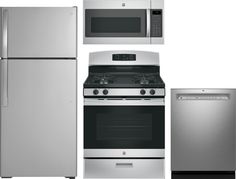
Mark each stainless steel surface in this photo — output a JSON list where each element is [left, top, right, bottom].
[[84, 149, 164, 158], [84, 0, 150, 9], [151, 0, 164, 8], [171, 88, 236, 171], [3, 7, 77, 58], [84, 159, 164, 178], [1, 59, 8, 106], [2, 8, 7, 58], [85, 38, 164, 44], [85, 37, 164, 44], [1, 59, 77, 176], [84, 88, 165, 97], [146, 9, 150, 38], [84, 37, 152, 44], [89, 51, 159, 66], [84, 98, 164, 106], [83, 0, 164, 44]]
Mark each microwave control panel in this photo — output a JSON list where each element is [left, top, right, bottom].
[[151, 10, 163, 37]]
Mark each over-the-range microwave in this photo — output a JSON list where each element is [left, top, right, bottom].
[[83, 0, 164, 44]]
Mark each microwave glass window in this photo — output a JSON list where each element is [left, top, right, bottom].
[[91, 17, 141, 33], [96, 113, 152, 141], [85, 9, 146, 37]]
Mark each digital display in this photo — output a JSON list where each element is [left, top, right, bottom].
[[112, 54, 136, 61], [152, 10, 162, 15]]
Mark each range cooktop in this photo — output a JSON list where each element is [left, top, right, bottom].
[[84, 51, 165, 97], [84, 72, 165, 88]]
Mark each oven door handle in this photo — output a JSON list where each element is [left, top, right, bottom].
[[146, 9, 151, 37], [84, 98, 164, 106]]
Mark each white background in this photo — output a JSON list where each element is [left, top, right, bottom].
[[1, 0, 236, 178]]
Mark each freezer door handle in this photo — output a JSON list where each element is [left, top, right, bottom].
[[1, 9, 9, 107], [2, 8, 8, 58], [115, 163, 133, 168]]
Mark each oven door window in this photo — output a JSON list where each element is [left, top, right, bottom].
[[84, 106, 164, 148], [85, 9, 146, 37]]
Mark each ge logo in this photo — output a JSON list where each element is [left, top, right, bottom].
[[122, 3, 126, 7], [122, 151, 126, 155]]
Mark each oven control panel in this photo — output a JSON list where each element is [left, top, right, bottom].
[[84, 88, 165, 97], [151, 9, 163, 37]]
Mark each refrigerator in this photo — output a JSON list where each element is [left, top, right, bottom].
[[171, 89, 236, 179], [0, 7, 77, 178]]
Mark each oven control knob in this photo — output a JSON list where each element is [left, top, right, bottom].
[[93, 89, 99, 95], [103, 89, 109, 95], [150, 89, 156, 95], [140, 89, 146, 95]]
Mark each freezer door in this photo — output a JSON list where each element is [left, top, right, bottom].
[[171, 89, 236, 171], [1, 7, 77, 58], [0, 59, 77, 177]]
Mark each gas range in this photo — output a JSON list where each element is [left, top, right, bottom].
[[83, 51, 165, 179]]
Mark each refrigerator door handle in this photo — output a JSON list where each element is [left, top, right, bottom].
[[1, 9, 8, 107], [1, 59, 8, 107], [3, 8, 8, 58], [146, 9, 151, 38]]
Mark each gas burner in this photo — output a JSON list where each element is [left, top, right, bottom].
[[140, 77, 149, 85], [134, 74, 157, 85], [100, 77, 109, 85], [91, 74, 114, 85]]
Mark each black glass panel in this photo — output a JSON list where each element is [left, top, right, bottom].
[[96, 113, 152, 140], [84, 106, 164, 149], [85, 9, 146, 37], [91, 17, 141, 33]]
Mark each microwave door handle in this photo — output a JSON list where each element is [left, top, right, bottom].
[[146, 9, 151, 37]]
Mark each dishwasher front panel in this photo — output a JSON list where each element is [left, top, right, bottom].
[[171, 89, 236, 171]]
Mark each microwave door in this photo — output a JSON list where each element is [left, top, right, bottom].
[[85, 9, 148, 38]]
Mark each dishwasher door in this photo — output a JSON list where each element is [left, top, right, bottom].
[[171, 89, 236, 171]]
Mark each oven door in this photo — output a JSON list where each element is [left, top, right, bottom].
[[85, 9, 147, 37], [84, 98, 164, 150]]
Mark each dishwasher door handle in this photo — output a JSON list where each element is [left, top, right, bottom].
[[177, 93, 230, 100]]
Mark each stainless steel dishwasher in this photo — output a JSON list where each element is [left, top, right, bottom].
[[171, 89, 236, 178]]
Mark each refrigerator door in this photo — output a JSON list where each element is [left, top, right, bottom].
[[1, 7, 77, 58], [171, 89, 236, 171], [0, 59, 77, 177]]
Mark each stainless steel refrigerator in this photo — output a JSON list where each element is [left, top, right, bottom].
[[171, 89, 236, 179], [0, 7, 77, 178]]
